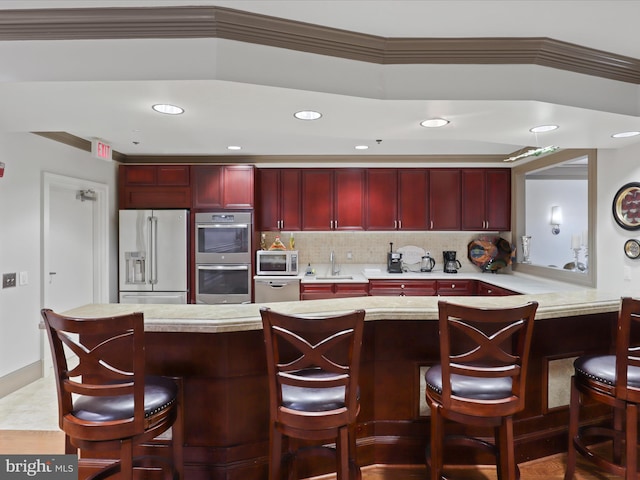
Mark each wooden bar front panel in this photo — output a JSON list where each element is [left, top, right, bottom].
[[108, 311, 617, 479]]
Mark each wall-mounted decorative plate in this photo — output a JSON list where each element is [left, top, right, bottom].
[[624, 239, 640, 259], [612, 182, 640, 230]]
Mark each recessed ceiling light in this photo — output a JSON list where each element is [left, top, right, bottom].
[[420, 118, 450, 128], [355, 145, 369, 150], [152, 104, 184, 115], [530, 125, 558, 133], [294, 110, 322, 120], [612, 131, 640, 138], [227, 145, 242, 150]]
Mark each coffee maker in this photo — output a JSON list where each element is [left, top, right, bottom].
[[443, 250, 462, 273], [387, 243, 403, 273]]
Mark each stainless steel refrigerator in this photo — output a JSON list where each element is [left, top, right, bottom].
[[118, 209, 188, 304]]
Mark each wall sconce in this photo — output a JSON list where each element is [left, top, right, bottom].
[[550, 206, 562, 235]]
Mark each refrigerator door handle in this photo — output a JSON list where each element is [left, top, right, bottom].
[[149, 215, 158, 285]]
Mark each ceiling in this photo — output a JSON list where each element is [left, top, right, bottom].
[[2, 1, 640, 163]]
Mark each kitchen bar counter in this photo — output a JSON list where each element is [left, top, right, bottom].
[[64, 272, 619, 333], [62, 277, 623, 480]]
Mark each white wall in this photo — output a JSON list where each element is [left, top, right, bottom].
[[597, 144, 640, 296], [0, 133, 118, 380]]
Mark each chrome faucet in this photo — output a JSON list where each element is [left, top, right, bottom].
[[330, 250, 340, 276]]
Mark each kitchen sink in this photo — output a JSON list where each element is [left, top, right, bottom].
[[315, 275, 353, 280]]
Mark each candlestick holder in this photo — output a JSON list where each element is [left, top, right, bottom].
[[521, 236, 531, 264], [572, 247, 587, 272]]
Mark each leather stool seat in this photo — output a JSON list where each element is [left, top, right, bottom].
[[425, 365, 513, 401], [564, 297, 640, 480], [261, 308, 365, 480], [574, 354, 640, 387], [73, 376, 178, 422]]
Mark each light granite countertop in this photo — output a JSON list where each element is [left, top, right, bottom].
[[64, 270, 622, 334]]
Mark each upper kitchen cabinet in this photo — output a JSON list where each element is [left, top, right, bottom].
[[366, 169, 429, 230], [301, 169, 365, 230], [118, 164, 191, 209], [429, 169, 461, 230], [461, 168, 511, 231], [256, 169, 302, 231], [192, 165, 255, 210]]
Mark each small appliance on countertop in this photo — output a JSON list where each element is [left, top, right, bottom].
[[420, 253, 436, 272], [443, 250, 462, 273], [387, 242, 403, 273]]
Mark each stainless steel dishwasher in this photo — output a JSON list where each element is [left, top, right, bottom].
[[254, 277, 300, 303]]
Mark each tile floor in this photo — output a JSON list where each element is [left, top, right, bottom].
[[0, 373, 58, 430]]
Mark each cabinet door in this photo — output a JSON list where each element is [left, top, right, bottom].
[[366, 169, 398, 230], [302, 170, 333, 230], [300, 283, 334, 300], [461, 169, 486, 230], [119, 165, 191, 209], [437, 280, 475, 296], [334, 283, 369, 298], [223, 165, 254, 209], [256, 169, 281, 231], [334, 169, 365, 230], [156, 165, 190, 185], [485, 169, 511, 231], [462, 168, 511, 231], [429, 169, 461, 230], [280, 169, 302, 231], [192, 165, 224, 209], [398, 169, 429, 230]]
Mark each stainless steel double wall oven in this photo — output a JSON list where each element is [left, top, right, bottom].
[[195, 212, 252, 304]]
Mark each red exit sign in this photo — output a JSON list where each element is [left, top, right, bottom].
[[91, 139, 112, 161]]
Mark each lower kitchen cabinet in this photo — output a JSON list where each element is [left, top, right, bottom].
[[300, 283, 369, 300], [436, 279, 475, 296], [476, 281, 518, 296], [368, 279, 437, 296]]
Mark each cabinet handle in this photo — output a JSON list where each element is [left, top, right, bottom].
[[398, 220, 402, 229], [486, 220, 489, 229], [335, 220, 338, 229], [400, 284, 405, 289], [394, 220, 397, 229], [430, 220, 433, 229]]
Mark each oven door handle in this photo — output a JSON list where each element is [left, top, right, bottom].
[[196, 224, 249, 229], [197, 265, 249, 271]]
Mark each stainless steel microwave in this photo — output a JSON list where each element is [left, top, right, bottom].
[[256, 250, 299, 276]]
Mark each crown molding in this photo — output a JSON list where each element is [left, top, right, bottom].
[[2, 6, 640, 84]]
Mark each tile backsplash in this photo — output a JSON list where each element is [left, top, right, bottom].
[[260, 231, 513, 272]]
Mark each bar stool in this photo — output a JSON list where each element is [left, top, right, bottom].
[[260, 307, 365, 480], [565, 297, 640, 480], [41, 309, 184, 480], [425, 300, 538, 480]]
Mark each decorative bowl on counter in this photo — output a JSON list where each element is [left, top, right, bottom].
[[468, 237, 514, 272]]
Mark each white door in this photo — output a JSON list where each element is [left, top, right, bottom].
[[42, 173, 109, 373], [47, 185, 94, 311]]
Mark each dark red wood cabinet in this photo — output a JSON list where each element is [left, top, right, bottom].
[[476, 281, 518, 296], [461, 168, 511, 231], [398, 169, 430, 230], [191, 165, 254, 209], [300, 282, 368, 300], [366, 169, 398, 230], [436, 279, 475, 296], [368, 279, 437, 296], [256, 169, 301, 231], [365, 169, 429, 230], [118, 164, 191, 209], [301, 169, 365, 230], [429, 169, 461, 230]]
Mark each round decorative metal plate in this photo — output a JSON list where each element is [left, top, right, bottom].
[[612, 182, 640, 230], [624, 239, 640, 259]]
